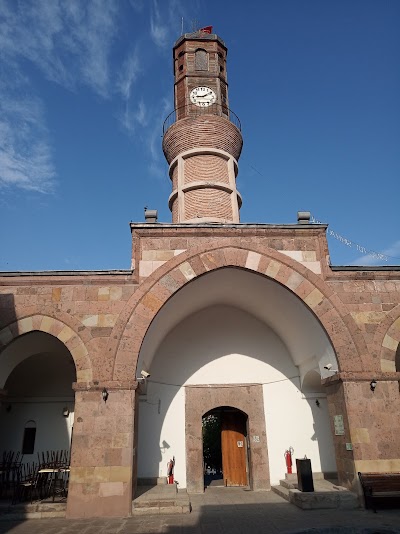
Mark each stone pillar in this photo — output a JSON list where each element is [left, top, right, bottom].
[[67, 381, 138, 518], [325, 372, 400, 493]]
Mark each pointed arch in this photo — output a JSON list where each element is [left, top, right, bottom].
[[374, 304, 400, 372], [109, 243, 366, 381]]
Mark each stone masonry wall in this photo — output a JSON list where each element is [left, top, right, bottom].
[[1, 224, 400, 515]]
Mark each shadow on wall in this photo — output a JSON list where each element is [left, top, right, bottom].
[[307, 399, 337, 474], [302, 370, 337, 474], [0, 292, 17, 397]]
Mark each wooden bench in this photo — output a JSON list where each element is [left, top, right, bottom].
[[358, 472, 400, 512]]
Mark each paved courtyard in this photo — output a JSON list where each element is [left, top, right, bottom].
[[1, 488, 400, 533]]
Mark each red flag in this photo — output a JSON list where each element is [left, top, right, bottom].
[[199, 26, 213, 34]]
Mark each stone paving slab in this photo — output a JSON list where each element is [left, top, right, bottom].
[[0, 488, 399, 533]]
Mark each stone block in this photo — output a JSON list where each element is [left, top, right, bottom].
[[382, 334, 398, 351], [265, 259, 281, 278], [245, 251, 261, 271], [304, 288, 324, 309], [109, 466, 131, 483], [99, 481, 124, 497], [179, 261, 197, 281]]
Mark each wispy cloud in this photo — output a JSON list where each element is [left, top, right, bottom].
[[149, 0, 192, 49], [0, 0, 185, 193], [120, 99, 149, 134], [129, 0, 145, 12], [0, 0, 121, 192], [350, 240, 400, 266], [150, 0, 169, 48], [0, 85, 55, 193], [117, 47, 141, 101], [0, 0, 119, 97]]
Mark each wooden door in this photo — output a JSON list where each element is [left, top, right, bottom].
[[221, 411, 248, 486]]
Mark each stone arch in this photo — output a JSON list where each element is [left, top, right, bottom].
[[110, 243, 366, 381], [0, 314, 92, 382], [374, 304, 400, 372]]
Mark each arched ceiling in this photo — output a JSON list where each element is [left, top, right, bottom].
[[0, 331, 76, 390], [138, 267, 337, 380]]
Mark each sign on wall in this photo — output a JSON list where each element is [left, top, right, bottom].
[[334, 415, 345, 435]]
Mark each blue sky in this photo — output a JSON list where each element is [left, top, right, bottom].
[[1, 0, 399, 271]]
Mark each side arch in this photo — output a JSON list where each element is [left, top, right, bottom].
[[0, 314, 92, 382], [109, 243, 366, 381], [374, 304, 400, 372]]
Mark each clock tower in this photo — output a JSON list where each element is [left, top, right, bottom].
[[162, 29, 243, 223]]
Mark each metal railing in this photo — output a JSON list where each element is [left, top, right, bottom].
[[163, 104, 241, 134]]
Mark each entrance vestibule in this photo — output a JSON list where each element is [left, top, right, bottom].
[[136, 267, 338, 494]]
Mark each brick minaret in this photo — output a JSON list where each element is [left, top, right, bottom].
[[162, 30, 243, 223]]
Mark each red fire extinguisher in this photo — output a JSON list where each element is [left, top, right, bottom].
[[167, 456, 175, 484], [284, 446, 294, 474]]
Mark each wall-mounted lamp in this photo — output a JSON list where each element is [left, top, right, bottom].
[[323, 364, 338, 372], [102, 387, 109, 403], [370, 379, 377, 392], [315, 399, 320, 407], [62, 406, 70, 417]]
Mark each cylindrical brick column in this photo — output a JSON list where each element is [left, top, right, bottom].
[[163, 115, 243, 223]]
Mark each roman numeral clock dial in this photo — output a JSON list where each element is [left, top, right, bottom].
[[190, 86, 216, 107]]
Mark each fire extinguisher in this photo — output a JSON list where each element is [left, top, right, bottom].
[[167, 456, 175, 484], [284, 446, 294, 474]]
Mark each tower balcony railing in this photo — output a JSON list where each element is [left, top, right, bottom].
[[163, 104, 241, 135]]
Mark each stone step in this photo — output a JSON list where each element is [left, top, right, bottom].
[[0, 501, 66, 520], [132, 485, 191, 515], [271, 484, 290, 502], [274, 476, 359, 510], [289, 488, 359, 510], [280, 478, 298, 490]]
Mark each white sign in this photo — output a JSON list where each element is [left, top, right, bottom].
[[253, 435, 260, 443], [237, 441, 244, 448], [334, 415, 345, 435]]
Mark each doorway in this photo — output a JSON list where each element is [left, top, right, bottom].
[[202, 407, 248, 489]]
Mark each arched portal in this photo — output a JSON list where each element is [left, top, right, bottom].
[[0, 331, 76, 464], [136, 267, 338, 492]]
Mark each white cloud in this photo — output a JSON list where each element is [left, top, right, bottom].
[[0, 0, 119, 97], [117, 48, 141, 101], [150, 0, 169, 49], [0, 0, 179, 193], [0, 95, 55, 193], [120, 99, 149, 134], [0, 0, 120, 192]]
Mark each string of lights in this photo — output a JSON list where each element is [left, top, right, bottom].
[[310, 215, 400, 263], [146, 376, 301, 389], [244, 161, 399, 264]]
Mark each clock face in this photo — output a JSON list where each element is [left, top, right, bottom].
[[190, 86, 216, 107]]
